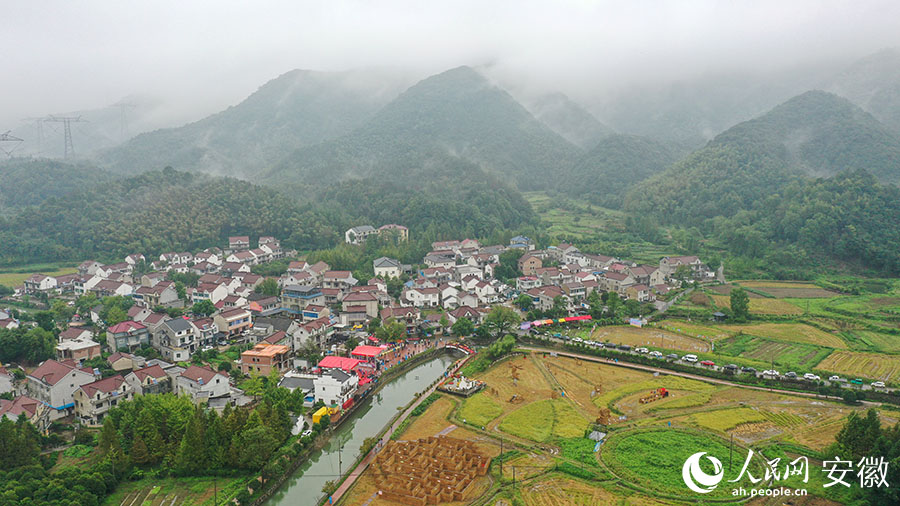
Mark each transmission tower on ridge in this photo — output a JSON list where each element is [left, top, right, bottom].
[[115, 102, 137, 140], [45, 115, 85, 158], [0, 131, 24, 158]]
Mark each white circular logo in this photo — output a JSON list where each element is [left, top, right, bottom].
[[682, 451, 724, 494]]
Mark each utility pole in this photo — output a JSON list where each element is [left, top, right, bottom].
[[115, 102, 137, 140], [44, 115, 85, 158], [338, 443, 343, 475], [499, 439, 503, 477]]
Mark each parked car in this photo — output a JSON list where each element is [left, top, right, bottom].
[[740, 366, 757, 374], [682, 354, 698, 363], [636, 347, 649, 354], [723, 364, 738, 373], [649, 351, 664, 358], [700, 360, 715, 367], [872, 381, 886, 388], [666, 353, 680, 360], [617, 344, 632, 351], [762, 369, 780, 377], [301, 429, 313, 438], [573, 337, 584, 343], [803, 373, 820, 381], [784, 371, 798, 379], [828, 375, 841, 382], [850, 379, 864, 385]]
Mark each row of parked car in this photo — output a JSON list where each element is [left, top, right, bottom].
[[560, 334, 889, 390]]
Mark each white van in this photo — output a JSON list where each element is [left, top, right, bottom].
[[682, 354, 698, 363]]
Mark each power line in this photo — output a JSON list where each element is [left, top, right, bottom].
[[0, 131, 24, 157]]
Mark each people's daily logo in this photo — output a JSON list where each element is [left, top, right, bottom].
[[682, 452, 724, 493]]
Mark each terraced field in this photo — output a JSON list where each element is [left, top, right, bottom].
[[816, 350, 900, 382], [737, 280, 837, 298], [588, 325, 710, 352], [715, 334, 832, 370], [718, 322, 847, 349], [711, 294, 802, 315]]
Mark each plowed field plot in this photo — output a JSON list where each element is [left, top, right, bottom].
[[710, 284, 763, 297], [718, 323, 847, 349], [589, 326, 709, 352]]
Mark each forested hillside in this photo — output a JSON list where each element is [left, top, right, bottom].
[[828, 48, 900, 134], [0, 159, 118, 215], [0, 167, 336, 265], [712, 171, 900, 275], [626, 90, 900, 224], [564, 134, 678, 208], [99, 69, 412, 177], [524, 92, 614, 149], [264, 66, 581, 191]]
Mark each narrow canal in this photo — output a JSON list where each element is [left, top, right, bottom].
[[266, 352, 458, 505]]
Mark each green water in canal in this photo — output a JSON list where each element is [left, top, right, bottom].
[[266, 352, 458, 505]]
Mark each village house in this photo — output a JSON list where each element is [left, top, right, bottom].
[[281, 285, 325, 315], [342, 291, 379, 318], [213, 308, 253, 338], [56, 337, 102, 363], [132, 280, 179, 308], [448, 306, 484, 325], [26, 359, 96, 420], [323, 270, 358, 290], [314, 369, 359, 408], [378, 223, 409, 241], [527, 285, 567, 312], [73, 375, 133, 426], [229, 236, 250, 251], [176, 365, 230, 403], [107, 352, 147, 373], [509, 235, 535, 251], [424, 253, 456, 269], [58, 327, 94, 342], [188, 282, 229, 305], [373, 256, 403, 278], [658, 256, 709, 280], [153, 318, 199, 362], [106, 321, 150, 353], [240, 343, 292, 376], [380, 306, 421, 333], [24, 274, 58, 294], [293, 316, 334, 351], [602, 272, 635, 295], [345, 225, 377, 245], [0, 367, 12, 394], [0, 395, 50, 432], [124, 364, 171, 395], [403, 286, 440, 308], [625, 284, 655, 302]]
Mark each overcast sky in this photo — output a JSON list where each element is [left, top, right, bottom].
[[3, 0, 900, 130]]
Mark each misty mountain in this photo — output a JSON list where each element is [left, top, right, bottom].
[[98, 69, 413, 177], [563, 134, 679, 208], [0, 158, 117, 215], [593, 66, 836, 151], [264, 66, 581, 191], [828, 48, 900, 134], [626, 90, 900, 224], [524, 93, 614, 149]]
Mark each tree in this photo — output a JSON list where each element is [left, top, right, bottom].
[[33, 311, 55, 332], [175, 281, 186, 300], [606, 292, 622, 317], [451, 317, 474, 337], [367, 317, 381, 334], [106, 306, 127, 326], [730, 287, 750, 322], [175, 408, 208, 474], [255, 278, 280, 296], [375, 318, 406, 342], [438, 314, 450, 334], [484, 306, 520, 341], [51, 299, 75, 324], [514, 293, 533, 312], [832, 409, 882, 460], [191, 299, 216, 317], [130, 434, 151, 465]]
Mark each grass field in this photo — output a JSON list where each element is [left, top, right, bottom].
[[0, 265, 77, 287], [690, 407, 768, 432], [592, 376, 715, 413], [602, 429, 763, 499], [711, 294, 802, 315], [655, 320, 732, 341], [736, 280, 837, 298], [816, 350, 900, 383], [498, 398, 589, 442], [459, 392, 504, 428], [588, 326, 710, 353]]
